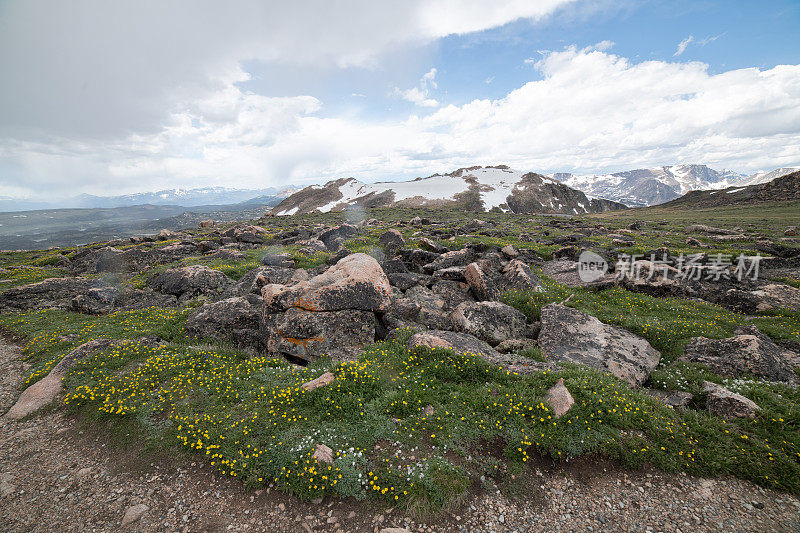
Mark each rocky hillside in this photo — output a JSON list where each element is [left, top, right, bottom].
[[660, 169, 800, 208], [1, 205, 799, 528], [272, 165, 627, 215]]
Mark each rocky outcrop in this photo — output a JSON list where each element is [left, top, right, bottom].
[[186, 295, 263, 350], [261, 253, 390, 360], [719, 283, 800, 314], [450, 301, 528, 346], [538, 304, 660, 387], [0, 277, 92, 311], [262, 253, 391, 313], [703, 381, 760, 419], [147, 265, 232, 301], [682, 326, 799, 383]]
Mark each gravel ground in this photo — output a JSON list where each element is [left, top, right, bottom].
[[2, 338, 799, 532]]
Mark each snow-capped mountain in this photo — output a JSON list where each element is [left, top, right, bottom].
[[553, 164, 748, 207], [272, 165, 626, 216], [731, 167, 799, 187]]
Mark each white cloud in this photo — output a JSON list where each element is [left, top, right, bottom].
[[392, 68, 440, 107], [674, 35, 694, 56], [699, 32, 726, 46], [1, 2, 799, 199]]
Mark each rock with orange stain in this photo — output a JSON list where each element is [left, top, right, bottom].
[[262, 253, 391, 313]]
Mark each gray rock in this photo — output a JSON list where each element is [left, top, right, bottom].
[[450, 301, 528, 346], [465, 262, 498, 301], [265, 307, 376, 360], [262, 253, 391, 313], [379, 229, 406, 250], [538, 304, 660, 386], [0, 277, 92, 311], [147, 265, 232, 299], [644, 389, 694, 409], [186, 296, 263, 349], [261, 253, 295, 268], [703, 381, 760, 419], [682, 325, 799, 383]]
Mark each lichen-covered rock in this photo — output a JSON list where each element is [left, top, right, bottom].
[[265, 307, 376, 360], [719, 283, 800, 314], [502, 259, 541, 292], [0, 277, 92, 311], [450, 301, 528, 346], [422, 248, 474, 274], [379, 229, 406, 250], [538, 304, 660, 387], [703, 381, 760, 419], [318, 224, 358, 251], [147, 265, 232, 299], [682, 325, 799, 383], [186, 295, 263, 349], [70, 286, 119, 315], [406, 330, 502, 360], [262, 253, 391, 312], [465, 262, 498, 301]]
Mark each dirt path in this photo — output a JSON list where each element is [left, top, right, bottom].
[[1, 338, 799, 532]]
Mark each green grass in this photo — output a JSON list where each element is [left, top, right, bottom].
[[1, 309, 799, 513], [501, 274, 800, 365]]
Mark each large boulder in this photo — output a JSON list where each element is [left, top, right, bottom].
[[147, 265, 232, 300], [0, 277, 92, 311], [538, 304, 660, 387], [703, 381, 760, 419], [422, 248, 474, 274], [261, 253, 390, 360], [502, 259, 541, 291], [450, 301, 528, 346], [465, 262, 498, 301], [718, 283, 800, 314], [265, 307, 376, 360], [262, 253, 391, 312], [406, 330, 502, 360], [541, 259, 615, 289], [379, 229, 406, 251], [318, 224, 358, 251], [5, 339, 114, 420], [682, 326, 799, 383], [186, 295, 263, 350]]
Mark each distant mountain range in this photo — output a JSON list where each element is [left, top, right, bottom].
[[660, 169, 800, 209], [553, 165, 799, 207], [0, 186, 301, 213], [272, 165, 627, 216]]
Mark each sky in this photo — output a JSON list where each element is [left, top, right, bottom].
[[1, 0, 799, 200]]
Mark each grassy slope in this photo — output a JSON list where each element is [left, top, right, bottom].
[[1, 205, 799, 513]]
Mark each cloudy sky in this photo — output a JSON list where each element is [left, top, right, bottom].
[[1, 0, 799, 200]]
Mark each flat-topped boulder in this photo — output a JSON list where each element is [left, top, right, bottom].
[[450, 301, 528, 346], [147, 265, 232, 300], [262, 253, 391, 312], [683, 325, 799, 383], [538, 304, 660, 387], [0, 277, 93, 311]]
